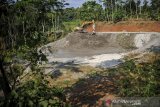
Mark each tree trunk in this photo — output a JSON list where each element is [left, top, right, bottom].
[[115, 0, 117, 12], [106, 8, 109, 21], [22, 21, 27, 45], [130, 0, 132, 18], [42, 24, 45, 33], [52, 14, 54, 32], [139, 6, 142, 17], [55, 13, 57, 31], [55, 13, 57, 40], [111, 0, 114, 21], [57, 15, 59, 31], [136, 0, 138, 19], [0, 58, 11, 98]]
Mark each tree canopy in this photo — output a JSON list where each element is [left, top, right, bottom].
[[63, 0, 160, 22]]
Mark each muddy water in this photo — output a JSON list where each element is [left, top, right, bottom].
[[41, 32, 160, 68]]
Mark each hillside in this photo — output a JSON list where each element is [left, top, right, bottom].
[[85, 21, 160, 32]]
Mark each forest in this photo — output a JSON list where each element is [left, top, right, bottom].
[[63, 0, 160, 22], [0, 0, 160, 107]]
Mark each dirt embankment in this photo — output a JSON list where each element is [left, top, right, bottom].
[[42, 32, 160, 58], [85, 21, 160, 32]]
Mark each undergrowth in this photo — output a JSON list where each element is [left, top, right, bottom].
[[107, 54, 160, 97]]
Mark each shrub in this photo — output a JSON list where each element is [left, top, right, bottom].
[[1, 71, 66, 107], [108, 59, 160, 97], [113, 10, 125, 23]]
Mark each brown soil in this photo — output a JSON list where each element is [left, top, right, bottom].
[[66, 75, 117, 107], [85, 21, 160, 32]]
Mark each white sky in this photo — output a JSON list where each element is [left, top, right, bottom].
[[65, 0, 151, 8], [65, 0, 102, 8]]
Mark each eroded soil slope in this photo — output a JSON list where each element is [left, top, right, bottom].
[[85, 21, 160, 32]]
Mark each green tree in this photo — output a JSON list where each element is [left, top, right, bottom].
[[150, 0, 160, 20], [79, 1, 103, 21], [0, 0, 66, 106], [62, 7, 77, 21]]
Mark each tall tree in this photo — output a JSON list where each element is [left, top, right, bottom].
[[79, 1, 103, 21], [0, 0, 12, 98], [151, 0, 160, 20], [0, 0, 65, 101]]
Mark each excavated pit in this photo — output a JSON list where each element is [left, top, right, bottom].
[[41, 32, 160, 68]]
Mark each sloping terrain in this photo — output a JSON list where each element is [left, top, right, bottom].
[[41, 32, 160, 58], [39, 32, 160, 107], [38, 32, 160, 71], [85, 21, 160, 32]]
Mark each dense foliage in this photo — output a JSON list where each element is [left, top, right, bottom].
[[63, 0, 160, 22], [0, 0, 67, 106], [1, 70, 66, 107], [78, 1, 103, 21], [107, 55, 160, 97]]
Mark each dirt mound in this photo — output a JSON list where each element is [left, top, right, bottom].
[[85, 21, 160, 32]]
